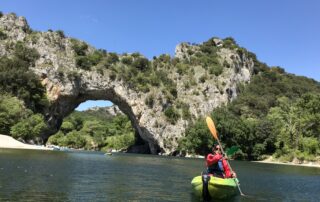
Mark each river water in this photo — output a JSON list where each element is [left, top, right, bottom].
[[0, 149, 319, 202]]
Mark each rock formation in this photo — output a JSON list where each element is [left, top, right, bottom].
[[0, 13, 255, 154]]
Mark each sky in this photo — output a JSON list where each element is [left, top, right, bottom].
[[1, 0, 319, 110]]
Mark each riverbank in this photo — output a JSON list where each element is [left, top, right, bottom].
[[0, 134, 52, 150], [254, 156, 320, 168]]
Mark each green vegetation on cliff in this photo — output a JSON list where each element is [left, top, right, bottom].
[[179, 67, 320, 161], [0, 41, 49, 143]]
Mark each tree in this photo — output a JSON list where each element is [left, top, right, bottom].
[[132, 57, 150, 71], [60, 121, 75, 134], [0, 95, 31, 134], [179, 119, 213, 155], [11, 114, 47, 141], [268, 97, 301, 151]]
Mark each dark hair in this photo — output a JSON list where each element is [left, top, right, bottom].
[[213, 144, 219, 149]]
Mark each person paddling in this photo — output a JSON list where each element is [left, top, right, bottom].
[[205, 144, 236, 178]]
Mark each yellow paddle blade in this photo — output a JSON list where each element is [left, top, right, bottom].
[[206, 116, 218, 140]]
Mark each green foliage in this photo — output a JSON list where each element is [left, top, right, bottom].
[[178, 119, 213, 154], [11, 114, 47, 141], [230, 70, 320, 118], [0, 40, 48, 143], [14, 42, 40, 66], [199, 74, 208, 83], [209, 64, 223, 76], [121, 56, 133, 65], [75, 51, 103, 70], [176, 63, 189, 75], [0, 30, 7, 40], [0, 95, 31, 134], [180, 64, 320, 160], [157, 54, 171, 63], [200, 37, 219, 54], [60, 121, 75, 134], [164, 106, 180, 124], [103, 132, 135, 151], [145, 94, 154, 108], [301, 137, 319, 155], [132, 57, 150, 71], [181, 103, 191, 120], [0, 45, 48, 112], [48, 110, 135, 151], [76, 56, 92, 70], [71, 39, 88, 56], [56, 30, 65, 38], [268, 94, 320, 159], [106, 52, 119, 64], [223, 37, 238, 49]]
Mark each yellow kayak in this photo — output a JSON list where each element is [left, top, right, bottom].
[[191, 175, 238, 200]]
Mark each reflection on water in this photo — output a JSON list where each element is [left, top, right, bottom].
[[0, 149, 320, 201]]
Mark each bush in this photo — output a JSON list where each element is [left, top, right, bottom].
[[47, 131, 64, 145], [200, 40, 218, 54], [145, 94, 154, 108], [176, 63, 189, 75], [209, 65, 223, 76], [164, 106, 180, 124], [71, 39, 88, 56], [87, 51, 103, 65], [158, 54, 171, 63], [103, 132, 135, 151], [56, 30, 65, 38], [76, 56, 91, 70], [223, 37, 238, 49], [60, 121, 75, 134], [0, 95, 31, 134], [182, 104, 191, 120], [121, 56, 133, 65], [301, 137, 319, 155], [252, 143, 266, 160], [63, 131, 86, 149], [14, 42, 40, 65], [178, 119, 213, 155], [106, 53, 119, 64], [0, 30, 7, 40], [199, 74, 208, 83], [11, 114, 47, 141], [0, 56, 48, 112], [132, 57, 150, 71], [169, 86, 178, 98]]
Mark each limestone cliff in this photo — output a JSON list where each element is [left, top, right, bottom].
[[0, 13, 255, 154]]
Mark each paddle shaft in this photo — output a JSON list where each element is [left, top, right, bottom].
[[215, 134, 245, 196]]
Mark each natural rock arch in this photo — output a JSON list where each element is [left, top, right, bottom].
[[0, 13, 255, 154], [41, 72, 163, 154]]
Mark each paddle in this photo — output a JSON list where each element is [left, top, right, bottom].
[[206, 116, 245, 196], [226, 146, 240, 157]]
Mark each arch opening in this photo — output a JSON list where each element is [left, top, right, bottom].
[[46, 98, 157, 154]]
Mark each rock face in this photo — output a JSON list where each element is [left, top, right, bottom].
[[0, 13, 255, 154]]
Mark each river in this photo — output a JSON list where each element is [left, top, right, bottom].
[[0, 149, 319, 201]]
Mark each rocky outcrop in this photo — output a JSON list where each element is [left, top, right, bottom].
[[0, 13, 255, 154]]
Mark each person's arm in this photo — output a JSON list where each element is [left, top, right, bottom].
[[222, 159, 231, 177], [206, 153, 223, 166], [222, 158, 236, 178]]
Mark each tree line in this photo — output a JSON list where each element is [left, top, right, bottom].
[[179, 68, 320, 161]]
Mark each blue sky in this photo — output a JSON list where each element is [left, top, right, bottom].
[[1, 0, 319, 110]]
